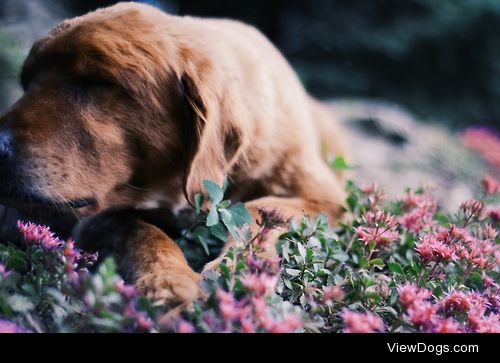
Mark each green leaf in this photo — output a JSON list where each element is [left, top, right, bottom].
[[220, 209, 237, 239], [6, 294, 34, 313], [332, 250, 349, 263], [389, 262, 405, 275], [219, 263, 230, 279], [194, 194, 203, 215], [297, 242, 307, 262], [197, 235, 210, 255], [192, 226, 211, 255], [330, 155, 349, 170], [210, 223, 227, 242], [411, 262, 421, 274], [5, 248, 27, 271], [369, 258, 384, 267], [20, 283, 37, 296], [229, 202, 252, 227], [359, 256, 369, 269], [206, 205, 219, 226], [236, 260, 246, 272], [346, 194, 358, 212], [285, 268, 301, 277], [203, 180, 224, 204], [217, 200, 231, 209], [469, 272, 482, 286], [368, 240, 376, 251]]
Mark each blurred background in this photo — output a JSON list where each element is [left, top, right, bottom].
[[0, 0, 499, 215], [2, 0, 500, 128]]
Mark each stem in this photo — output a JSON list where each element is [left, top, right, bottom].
[[367, 246, 376, 261], [346, 234, 357, 252], [426, 262, 439, 281], [462, 213, 473, 228], [417, 261, 429, 284]]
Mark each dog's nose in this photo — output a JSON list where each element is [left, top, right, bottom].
[[0, 133, 13, 161]]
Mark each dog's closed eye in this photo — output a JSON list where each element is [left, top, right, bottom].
[[71, 76, 117, 91]]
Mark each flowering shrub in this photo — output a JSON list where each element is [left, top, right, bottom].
[[0, 223, 155, 332], [0, 172, 499, 333]]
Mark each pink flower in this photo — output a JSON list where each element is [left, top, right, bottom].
[[482, 274, 496, 288], [122, 301, 152, 332], [217, 289, 237, 321], [137, 316, 153, 331], [362, 210, 397, 228], [356, 210, 399, 247], [482, 224, 498, 240], [460, 199, 484, 217], [399, 209, 433, 234], [322, 285, 344, 304], [0, 263, 11, 278], [397, 283, 432, 308], [405, 302, 437, 327], [356, 227, 399, 246], [482, 175, 500, 195], [177, 321, 196, 333], [399, 192, 437, 233], [415, 234, 456, 262], [441, 292, 472, 312], [251, 296, 272, 328], [246, 255, 281, 274], [431, 318, 463, 333], [243, 273, 278, 297], [241, 318, 256, 333], [361, 182, 385, 208], [268, 314, 303, 333], [468, 309, 500, 333], [115, 280, 137, 300], [461, 127, 500, 168], [342, 309, 384, 333], [486, 206, 500, 221], [0, 319, 27, 333], [17, 221, 62, 250], [442, 225, 470, 243]]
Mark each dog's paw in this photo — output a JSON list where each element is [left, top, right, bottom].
[[136, 269, 201, 308]]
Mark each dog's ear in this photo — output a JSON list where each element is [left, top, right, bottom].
[[181, 70, 243, 207]]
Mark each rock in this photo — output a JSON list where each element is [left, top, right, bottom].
[[328, 99, 495, 210]]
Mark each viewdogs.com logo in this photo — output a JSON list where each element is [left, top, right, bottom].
[[387, 343, 479, 355]]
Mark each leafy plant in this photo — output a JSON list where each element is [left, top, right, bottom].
[[0, 175, 498, 333]]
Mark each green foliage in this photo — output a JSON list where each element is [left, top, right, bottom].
[[0, 177, 498, 333], [184, 179, 251, 256]]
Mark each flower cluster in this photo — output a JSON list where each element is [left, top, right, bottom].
[[398, 191, 438, 233], [397, 283, 499, 333], [16, 221, 62, 250], [361, 182, 385, 209], [416, 223, 498, 271], [0, 319, 26, 333], [177, 215, 304, 333], [482, 175, 500, 195], [0, 221, 154, 333], [342, 309, 385, 333], [356, 210, 399, 247]]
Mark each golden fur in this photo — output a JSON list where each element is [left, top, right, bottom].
[[0, 2, 346, 306]]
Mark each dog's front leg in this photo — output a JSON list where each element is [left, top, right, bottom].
[[73, 210, 200, 308]]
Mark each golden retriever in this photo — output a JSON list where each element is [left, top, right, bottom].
[[0, 2, 346, 307]]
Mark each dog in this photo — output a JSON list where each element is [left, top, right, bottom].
[[0, 2, 346, 307]]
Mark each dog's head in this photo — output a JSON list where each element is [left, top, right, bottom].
[[0, 3, 243, 215]]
